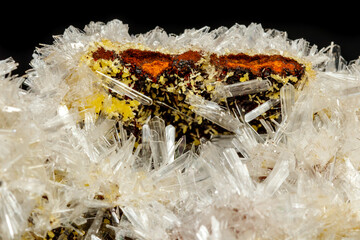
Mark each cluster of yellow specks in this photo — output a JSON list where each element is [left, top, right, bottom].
[[270, 73, 299, 85], [92, 58, 122, 77], [239, 72, 250, 82], [82, 93, 140, 121]]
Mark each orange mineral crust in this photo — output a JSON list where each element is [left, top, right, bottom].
[[210, 53, 305, 79], [117, 49, 202, 80], [119, 49, 172, 79]]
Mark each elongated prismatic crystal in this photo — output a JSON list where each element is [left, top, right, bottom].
[[187, 94, 243, 133], [96, 71, 153, 105], [213, 79, 272, 100], [280, 83, 295, 122], [244, 98, 280, 123]]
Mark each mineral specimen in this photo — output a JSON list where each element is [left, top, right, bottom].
[[1, 20, 360, 240]]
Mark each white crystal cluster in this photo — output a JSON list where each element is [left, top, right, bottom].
[[1, 20, 360, 240]]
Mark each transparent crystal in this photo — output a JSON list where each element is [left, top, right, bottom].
[[84, 209, 104, 240], [321, 42, 347, 72], [148, 117, 168, 169], [338, 85, 360, 98], [244, 98, 280, 123], [0, 183, 26, 240], [0, 58, 18, 76], [96, 71, 153, 105], [139, 123, 152, 170], [2, 105, 22, 113], [222, 148, 255, 197], [213, 79, 272, 101], [151, 151, 192, 183], [262, 152, 292, 196], [187, 94, 243, 133], [280, 83, 295, 122], [165, 125, 175, 164], [259, 119, 275, 137]]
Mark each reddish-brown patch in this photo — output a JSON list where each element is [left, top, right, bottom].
[[175, 50, 202, 62], [92, 47, 117, 61], [210, 53, 305, 78]]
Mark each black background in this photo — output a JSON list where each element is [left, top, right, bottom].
[[1, 2, 359, 76]]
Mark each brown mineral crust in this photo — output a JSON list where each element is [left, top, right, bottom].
[[176, 50, 202, 62], [92, 47, 119, 61], [173, 50, 202, 79], [209, 53, 305, 79]]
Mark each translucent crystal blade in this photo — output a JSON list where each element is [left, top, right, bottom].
[[338, 85, 360, 98], [259, 118, 275, 136], [244, 98, 280, 123], [187, 94, 243, 133], [263, 153, 291, 196], [280, 83, 295, 122], [149, 117, 168, 169], [322, 42, 347, 72], [0, 57, 18, 75], [2, 106, 22, 113], [165, 125, 175, 164], [0, 184, 26, 240], [222, 148, 255, 196], [139, 124, 152, 170], [151, 151, 192, 182], [111, 134, 136, 174], [84, 209, 105, 240], [96, 70, 153, 105], [210, 134, 237, 148], [214, 79, 272, 100], [0, 129, 16, 134]]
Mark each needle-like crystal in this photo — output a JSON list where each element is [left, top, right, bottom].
[[244, 98, 280, 123], [213, 79, 272, 100], [280, 83, 295, 122], [96, 71, 153, 105], [187, 94, 243, 133]]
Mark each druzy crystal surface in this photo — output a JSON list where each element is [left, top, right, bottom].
[[1, 20, 360, 240]]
